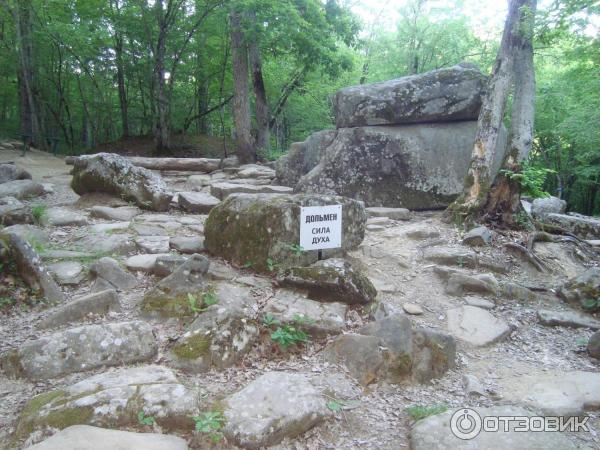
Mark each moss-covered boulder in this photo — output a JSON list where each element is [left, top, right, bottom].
[[279, 258, 377, 305], [14, 366, 201, 443], [558, 267, 600, 312], [71, 153, 173, 211], [204, 193, 366, 273], [141, 254, 209, 318]]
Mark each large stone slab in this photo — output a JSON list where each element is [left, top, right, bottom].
[[90, 205, 141, 221], [71, 153, 173, 211], [531, 196, 566, 218], [178, 191, 220, 213], [544, 212, 600, 239], [38, 290, 121, 329], [0, 321, 156, 380], [500, 371, 600, 416], [0, 163, 31, 183], [223, 372, 329, 448], [334, 65, 486, 128], [558, 267, 600, 312], [410, 406, 577, 450], [294, 122, 507, 209], [447, 306, 510, 346], [41, 207, 88, 227], [90, 257, 137, 290], [0, 196, 33, 225], [47, 261, 85, 285], [537, 309, 600, 330], [0, 179, 45, 200], [210, 182, 293, 200], [26, 425, 189, 450], [15, 366, 199, 441], [205, 193, 366, 273], [275, 130, 337, 187]]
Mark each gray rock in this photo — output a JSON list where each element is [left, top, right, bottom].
[[152, 254, 189, 277], [47, 261, 85, 285], [141, 254, 209, 318], [169, 236, 205, 254], [588, 331, 600, 359], [0, 196, 33, 225], [410, 406, 577, 450], [170, 305, 258, 372], [178, 191, 220, 213], [544, 212, 600, 239], [366, 207, 410, 221], [135, 235, 170, 254], [0, 179, 45, 200], [500, 281, 538, 301], [76, 233, 136, 255], [38, 290, 121, 329], [356, 315, 455, 384], [279, 258, 376, 305], [223, 372, 329, 448], [210, 182, 293, 200], [462, 226, 493, 246], [41, 207, 88, 227], [71, 153, 173, 211], [90, 205, 141, 221], [0, 163, 31, 183], [537, 309, 600, 330], [446, 272, 499, 296], [462, 374, 485, 396], [205, 193, 366, 273], [447, 306, 511, 346], [264, 290, 347, 337], [334, 65, 486, 128], [0, 224, 48, 246], [531, 196, 567, 218], [295, 122, 506, 209], [404, 226, 441, 240], [323, 333, 386, 386], [15, 366, 199, 441], [0, 321, 157, 380], [236, 163, 276, 179], [125, 253, 166, 273], [501, 371, 600, 416], [89, 221, 131, 233], [403, 303, 424, 315], [558, 267, 600, 312], [6, 233, 64, 303], [275, 130, 338, 187], [464, 297, 495, 309], [26, 425, 189, 450], [426, 247, 508, 273], [90, 257, 137, 290]]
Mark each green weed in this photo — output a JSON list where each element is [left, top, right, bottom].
[[405, 404, 448, 421]]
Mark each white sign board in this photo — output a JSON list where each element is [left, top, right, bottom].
[[299, 205, 342, 251]]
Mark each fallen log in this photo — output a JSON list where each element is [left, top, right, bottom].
[[65, 155, 238, 173]]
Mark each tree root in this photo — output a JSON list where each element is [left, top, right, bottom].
[[504, 242, 548, 272]]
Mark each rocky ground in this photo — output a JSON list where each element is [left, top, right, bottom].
[[0, 144, 599, 449]]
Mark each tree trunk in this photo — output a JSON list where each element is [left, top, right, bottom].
[[229, 9, 255, 163], [446, 0, 527, 223], [153, 0, 171, 154], [115, 34, 129, 138], [248, 38, 269, 153], [482, 0, 537, 227]]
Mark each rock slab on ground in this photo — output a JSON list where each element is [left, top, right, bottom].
[[38, 290, 121, 329], [447, 305, 510, 346]]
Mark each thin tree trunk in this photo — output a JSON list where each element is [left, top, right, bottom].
[[229, 9, 255, 163], [153, 0, 171, 154], [482, 0, 537, 227], [115, 34, 129, 138], [447, 0, 526, 222], [248, 38, 269, 153]]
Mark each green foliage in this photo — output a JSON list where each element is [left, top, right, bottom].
[[187, 287, 218, 314], [287, 243, 305, 256], [263, 312, 312, 349], [405, 404, 448, 421], [266, 257, 278, 272], [0, 297, 15, 310], [500, 164, 556, 198], [137, 411, 155, 426], [192, 411, 225, 442], [243, 260, 253, 269], [582, 297, 600, 311], [31, 204, 47, 223]]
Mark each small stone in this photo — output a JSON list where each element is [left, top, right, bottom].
[[366, 207, 410, 221], [125, 253, 168, 273], [462, 226, 493, 246], [41, 207, 88, 227], [588, 331, 600, 359], [0, 163, 31, 183], [323, 334, 386, 386], [169, 236, 205, 254], [47, 261, 85, 285], [26, 425, 188, 450], [403, 303, 423, 315], [178, 191, 221, 213], [223, 372, 329, 448], [531, 196, 567, 218], [464, 297, 495, 309], [152, 254, 189, 277], [462, 374, 485, 396], [537, 309, 600, 330], [90, 257, 138, 290], [0, 179, 45, 199], [447, 306, 511, 347], [0, 196, 33, 225], [89, 221, 131, 233], [135, 235, 170, 254], [39, 290, 121, 329], [90, 205, 141, 221]]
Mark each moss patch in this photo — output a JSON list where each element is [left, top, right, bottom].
[[14, 389, 68, 439], [172, 333, 212, 360], [141, 292, 197, 318]]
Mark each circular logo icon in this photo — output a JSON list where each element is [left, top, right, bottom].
[[450, 408, 482, 440]]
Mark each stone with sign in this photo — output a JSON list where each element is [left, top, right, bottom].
[[204, 193, 366, 273]]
